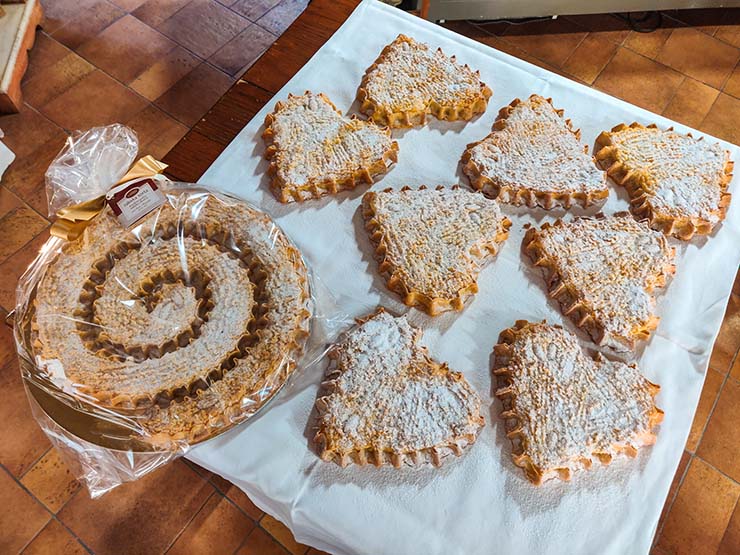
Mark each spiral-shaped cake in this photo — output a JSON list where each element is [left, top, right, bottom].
[[31, 189, 311, 444]]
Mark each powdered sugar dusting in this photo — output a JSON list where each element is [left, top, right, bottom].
[[530, 215, 674, 350], [498, 322, 660, 474], [608, 126, 728, 222], [365, 187, 509, 301], [317, 310, 483, 462], [33, 193, 311, 439], [364, 35, 486, 114], [466, 95, 606, 199], [269, 92, 394, 187]]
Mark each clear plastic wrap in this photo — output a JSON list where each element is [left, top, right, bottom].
[[11, 126, 317, 497], [45, 124, 138, 217]]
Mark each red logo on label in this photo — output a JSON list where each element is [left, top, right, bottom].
[[125, 187, 139, 198]]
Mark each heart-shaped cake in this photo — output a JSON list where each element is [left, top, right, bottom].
[[524, 213, 675, 351], [262, 91, 398, 202], [462, 95, 608, 209], [314, 309, 484, 467], [595, 123, 733, 240], [357, 34, 492, 128], [493, 320, 663, 485], [362, 185, 511, 316]]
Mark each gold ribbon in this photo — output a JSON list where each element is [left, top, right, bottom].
[[50, 155, 168, 241]]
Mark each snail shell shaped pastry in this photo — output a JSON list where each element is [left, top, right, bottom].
[[31, 189, 311, 444]]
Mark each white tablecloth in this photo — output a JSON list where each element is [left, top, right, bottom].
[[187, 2, 740, 553], [0, 135, 14, 181]]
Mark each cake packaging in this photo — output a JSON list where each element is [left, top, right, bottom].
[[11, 125, 317, 497]]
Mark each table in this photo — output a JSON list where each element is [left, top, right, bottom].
[[162, 2, 739, 553]]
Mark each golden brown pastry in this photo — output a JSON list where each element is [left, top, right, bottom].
[[357, 34, 491, 128], [462, 95, 607, 209], [524, 213, 675, 351], [595, 122, 733, 240], [494, 320, 663, 485], [32, 192, 311, 443], [315, 309, 484, 468], [263, 91, 398, 202], [362, 185, 510, 316]]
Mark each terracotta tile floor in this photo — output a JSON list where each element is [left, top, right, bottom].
[[0, 4, 740, 554]]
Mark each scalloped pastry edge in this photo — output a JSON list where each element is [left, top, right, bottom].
[[362, 185, 511, 316], [262, 92, 399, 203], [462, 95, 609, 209], [493, 320, 664, 485], [595, 122, 733, 240], [314, 308, 484, 468], [357, 35, 492, 128], [522, 212, 676, 352]]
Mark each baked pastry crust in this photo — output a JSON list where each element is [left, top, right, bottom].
[[523, 213, 675, 351], [493, 320, 663, 485], [595, 122, 733, 240], [362, 185, 511, 316], [462, 95, 608, 209], [263, 91, 398, 202], [357, 34, 492, 128], [315, 308, 484, 468], [32, 193, 312, 443]]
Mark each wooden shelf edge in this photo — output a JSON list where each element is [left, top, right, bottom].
[[0, 0, 43, 114]]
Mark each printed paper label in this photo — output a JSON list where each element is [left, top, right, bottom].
[[106, 178, 166, 228]]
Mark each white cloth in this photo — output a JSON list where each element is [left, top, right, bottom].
[[187, 2, 740, 553], [0, 134, 15, 181]]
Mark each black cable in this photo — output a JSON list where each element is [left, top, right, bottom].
[[465, 11, 663, 34], [614, 11, 663, 33], [467, 16, 554, 26]]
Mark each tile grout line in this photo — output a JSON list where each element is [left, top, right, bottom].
[[47, 513, 96, 555], [462, 24, 559, 78], [698, 90, 724, 130], [209, 477, 263, 525], [691, 323, 740, 457], [717, 51, 740, 92], [257, 515, 310, 555], [659, 454, 740, 554], [0, 462, 52, 517], [17, 445, 52, 480], [161, 463, 219, 553], [661, 10, 732, 44], [720, 57, 740, 97], [133, 0, 282, 84], [203, 0, 276, 29], [556, 28, 591, 71], [653, 450, 693, 546], [0, 219, 50, 269], [660, 74, 688, 116], [0, 462, 56, 551], [4, 437, 91, 551], [54, 481, 83, 517], [252, 0, 302, 37], [34, 18, 240, 130], [162, 489, 217, 554], [696, 447, 740, 485], [645, 17, 740, 96], [653, 300, 740, 544], [0, 97, 62, 221], [47, 2, 129, 54], [718, 496, 740, 548], [663, 11, 740, 51], [587, 39, 623, 87], [232, 523, 291, 555]]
